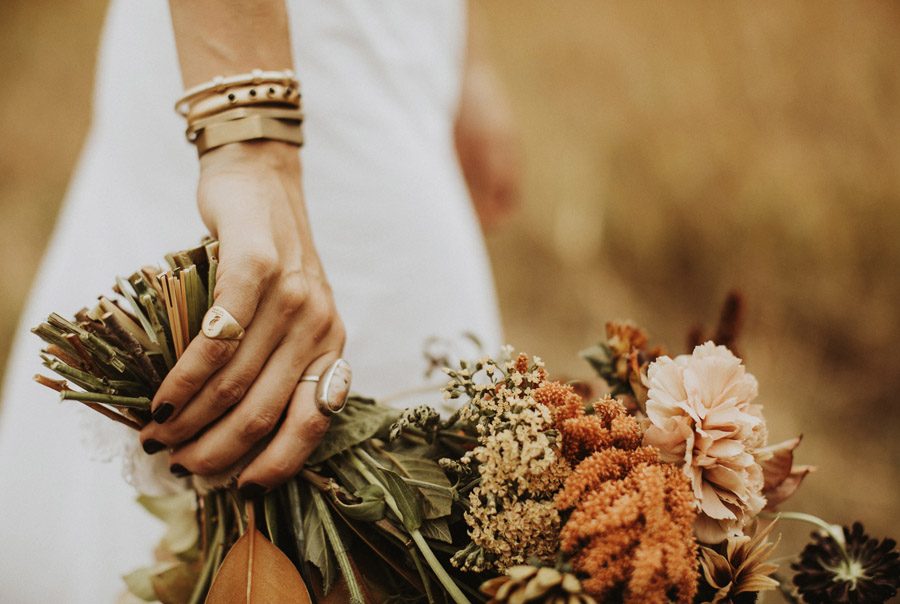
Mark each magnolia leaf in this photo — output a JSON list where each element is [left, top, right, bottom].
[[205, 524, 311, 604], [137, 492, 199, 557], [419, 517, 452, 544], [308, 399, 395, 465], [302, 486, 338, 594], [383, 451, 453, 519], [152, 561, 202, 604], [375, 466, 423, 532], [334, 484, 386, 522]]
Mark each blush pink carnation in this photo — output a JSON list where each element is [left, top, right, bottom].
[[642, 342, 766, 543]]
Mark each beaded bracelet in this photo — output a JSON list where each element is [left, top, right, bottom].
[[175, 68, 298, 116], [186, 82, 301, 122], [175, 68, 305, 156]]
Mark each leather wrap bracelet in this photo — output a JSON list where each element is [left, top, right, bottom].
[[175, 68, 305, 156]]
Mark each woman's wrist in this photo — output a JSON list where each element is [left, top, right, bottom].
[[199, 140, 301, 176]]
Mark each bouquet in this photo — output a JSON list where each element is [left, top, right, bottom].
[[33, 242, 900, 604]]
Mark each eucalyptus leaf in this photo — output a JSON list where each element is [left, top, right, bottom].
[[308, 399, 396, 464], [136, 491, 198, 557], [123, 565, 164, 602], [302, 485, 338, 593], [151, 561, 203, 604]]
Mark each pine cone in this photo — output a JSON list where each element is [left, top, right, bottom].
[[481, 565, 597, 604]]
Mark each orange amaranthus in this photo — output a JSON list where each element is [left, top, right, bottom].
[[536, 386, 699, 603]]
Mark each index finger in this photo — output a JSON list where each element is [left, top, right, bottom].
[[149, 252, 271, 422]]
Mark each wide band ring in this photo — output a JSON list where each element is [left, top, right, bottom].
[[301, 358, 352, 416], [201, 306, 245, 340]]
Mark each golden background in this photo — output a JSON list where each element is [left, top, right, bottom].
[[1, 0, 898, 594]]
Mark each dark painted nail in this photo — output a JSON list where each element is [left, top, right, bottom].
[[170, 463, 191, 478], [239, 482, 267, 499], [142, 439, 165, 455], [152, 402, 175, 423]]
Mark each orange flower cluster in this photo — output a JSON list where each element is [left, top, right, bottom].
[[544, 394, 699, 603], [532, 381, 583, 425]]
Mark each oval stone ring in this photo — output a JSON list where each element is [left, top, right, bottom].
[[201, 305, 245, 340], [300, 358, 352, 415]]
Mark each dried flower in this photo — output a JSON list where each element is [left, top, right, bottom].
[[481, 565, 597, 604], [556, 397, 644, 463], [792, 522, 900, 604], [446, 353, 570, 572], [756, 436, 814, 510], [533, 381, 585, 425], [388, 404, 441, 442], [556, 399, 698, 603], [642, 342, 767, 543], [581, 322, 663, 405], [698, 522, 780, 603]]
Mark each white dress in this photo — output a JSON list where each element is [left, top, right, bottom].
[[0, 1, 501, 602]]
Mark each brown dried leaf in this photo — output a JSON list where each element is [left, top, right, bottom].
[[758, 436, 802, 491], [757, 435, 815, 509], [205, 511, 312, 604], [764, 466, 815, 510], [151, 561, 202, 604]]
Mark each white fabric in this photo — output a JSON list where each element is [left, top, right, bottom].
[[0, 1, 501, 602]]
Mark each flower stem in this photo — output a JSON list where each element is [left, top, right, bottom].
[[188, 491, 226, 604], [310, 486, 366, 604], [348, 450, 470, 604], [772, 573, 801, 603], [59, 389, 151, 409], [763, 511, 848, 557]]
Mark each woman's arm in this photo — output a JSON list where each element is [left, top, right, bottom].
[[140, 0, 345, 496]]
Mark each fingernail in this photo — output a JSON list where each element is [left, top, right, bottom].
[[239, 482, 267, 499], [170, 463, 191, 478], [142, 439, 165, 455], [152, 402, 175, 424]]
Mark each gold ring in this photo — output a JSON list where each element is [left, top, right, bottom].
[[201, 305, 245, 340]]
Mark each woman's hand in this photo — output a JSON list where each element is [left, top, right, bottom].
[[139, 141, 345, 494], [454, 6, 522, 232], [454, 62, 521, 232]]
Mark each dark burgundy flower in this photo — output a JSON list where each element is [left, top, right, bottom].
[[792, 522, 900, 603]]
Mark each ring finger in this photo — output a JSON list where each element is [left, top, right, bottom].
[[236, 351, 344, 493], [166, 341, 323, 476]]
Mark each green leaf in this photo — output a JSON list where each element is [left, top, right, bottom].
[[123, 566, 162, 601], [419, 517, 453, 544], [375, 466, 423, 532], [383, 450, 453, 519], [136, 491, 199, 557], [333, 484, 386, 522], [301, 485, 337, 594], [308, 398, 396, 464], [123, 561, 202, 604]]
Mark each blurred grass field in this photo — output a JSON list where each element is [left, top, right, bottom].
[[1, 0, 898, 595]]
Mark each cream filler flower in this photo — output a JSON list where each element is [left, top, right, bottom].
[[642, 342, 766, 543]]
